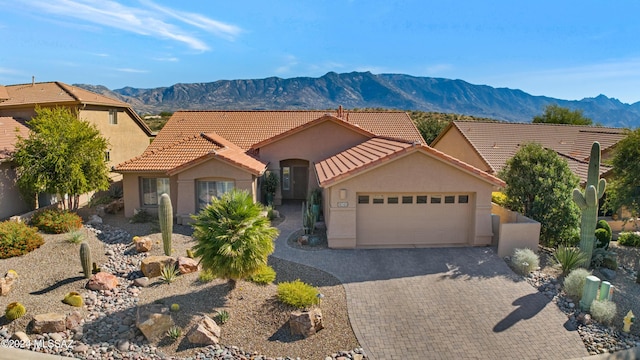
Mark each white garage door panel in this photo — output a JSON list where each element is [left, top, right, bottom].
[[356, 194, 471, 247]]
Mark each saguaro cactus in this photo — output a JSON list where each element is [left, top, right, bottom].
[[572, 142, 606, 266], [80, 242, 92, 279], [159, 193, 173, 256]]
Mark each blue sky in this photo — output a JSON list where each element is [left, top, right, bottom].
[[2, 1, 640, 104]]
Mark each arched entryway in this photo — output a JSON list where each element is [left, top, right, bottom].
[[280, 159, 309, 200]]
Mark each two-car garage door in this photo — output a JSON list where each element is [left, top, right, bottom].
[[356, 193, 472, 247]]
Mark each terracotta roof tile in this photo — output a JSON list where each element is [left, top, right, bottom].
[[0, 86, 9, 102], [315, 137, 505, 188], [0, 117, 29, 160], [0, 82, 128, 108]]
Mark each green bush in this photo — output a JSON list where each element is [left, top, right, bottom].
[[198, 269, 216, 283], [491, 192, 508, 207], [618, 232, 640, 247], [511, 248, 539, 275], [248, 264, 276, 285], [0, 221, 45, 259], [563, 268, 592, 300], [277, 279, 320, 309], [129, 209, 155, 224], [590, 299, 617, 325], [31, 209, 82, 234], [591, 247, 617, 270], [595, 220, 612, 249], [553, 246, 588, 276]]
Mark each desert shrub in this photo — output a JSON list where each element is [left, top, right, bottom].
[[0, 221, 45, 259], [31, 209, 82, 234], [166, 326, 181, 340], [198, 269, 216, 283], [595, 220, 612, 249], [618, 232, 640, 247], [491, 191, 508, 207], [563, 268, 592, 300], [248, 264, 276, 285], [89, 195, 115, 207], [591, 247, 618, 270], [216, 309, 230, 324], [129, 209, 155, 224], [553, 246, 588, 276], [160, 264, 179, 284], [277, 279, 320, 309], [511, 248, 539, 275], [67, 230, 84, 244], [590, 299, 617, 325]]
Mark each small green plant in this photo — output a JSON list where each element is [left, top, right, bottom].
[[198, 268, 216, 283], [553, 246, 588, 276], [5, 302, 26, 321], [31, 209, 82, 234], [595, 220, 612, 249], [67, 230, 84, 244], [166, 326, 181, 340], [186, 249, 194, 258], [129, 209, 154, 223], [563, 268, 592, 300], [216, 309, 230, 324], [89, 195, 115, 208], [618, 232, 640, 247], [63, 292, 84, 307], [0, 220, 44, 259], [248, 264, 276, 285], [80, 242, 92, 279], [511, 248, 539, 275], [590, 299, 617, 325], [170, 303, 180, 312], [91, 262, 101, 274], [277, 279, 320, 309], [160, 264, 179, 284], [591, 247, 618, 270]]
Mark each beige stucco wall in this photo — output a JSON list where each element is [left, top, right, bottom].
[[257, 120, 370, 204], [492, 203, 541, 257], [432, 127, 490, 172], [0, 161, 30, 219], [324, 150, 495, 248]]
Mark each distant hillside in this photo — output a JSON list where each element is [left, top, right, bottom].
[[75, 72, 640, 128]]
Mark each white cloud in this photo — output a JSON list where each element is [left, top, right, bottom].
[[153, 56, 179, 62], [92, 53, 109, 57], [425, 63, 453, 75], [275, 55, 299, 74], [0, 67, 21, 75], [116, 68, 149, 73]]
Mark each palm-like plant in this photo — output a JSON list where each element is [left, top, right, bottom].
[[191, 190, 278, 289], [554, 246, 588, 276]]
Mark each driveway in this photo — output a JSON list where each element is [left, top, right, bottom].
[[272, 202, 588, 360]]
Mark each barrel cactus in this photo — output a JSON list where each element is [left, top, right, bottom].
[[572, 142, 606, 266], [158, 193, 173, 256], [63, 292, 84, 307], [5, 302, 26, 321], [80, 242, 92, 279]]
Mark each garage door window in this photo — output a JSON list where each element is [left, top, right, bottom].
[[431, 196, 441, 204], [402, 196, 413, 204], [444, 195, 455, 204], [373, 196, 384, 204], [416, 195, 427, 204], [388, 196, 399, 204], [358, 195, 369, 204], [459, 195, 469, 203]]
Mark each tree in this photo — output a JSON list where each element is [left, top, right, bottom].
[[532, 104, 593, 125], [13, 107, 110, 210], [191, 189, 278, 289], [415, 117, 448, 145], [606, 128, 640, 228], [499, 143, 581, 246]]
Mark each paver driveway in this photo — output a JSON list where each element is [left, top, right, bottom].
[[272, 203, 588, 360]]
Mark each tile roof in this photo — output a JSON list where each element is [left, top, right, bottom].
[[148, 110, 424, 151], [557, 153, 612, 182], [315, 137, 505, 188], [0, 86, 9, 102], [0, 117, 29, 160], [432, 121, 626, 181]]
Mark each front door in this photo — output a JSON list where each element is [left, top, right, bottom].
[[280, 159, 309, 200], [292, 166, 308, 199]]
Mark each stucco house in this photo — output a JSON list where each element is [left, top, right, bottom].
[[0, 81, 153, 219], [115, 109, 504, 249]]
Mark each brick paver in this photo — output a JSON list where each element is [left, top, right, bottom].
[[272, 202, 588, 360]]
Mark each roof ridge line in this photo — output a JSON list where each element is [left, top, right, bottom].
[[55, 82, 81, 102]]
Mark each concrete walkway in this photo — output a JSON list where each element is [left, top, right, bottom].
[[272, 202, 589, 360]]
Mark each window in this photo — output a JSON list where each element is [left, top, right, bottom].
[[458, 195, 469, 204], [104, 151, 110, 162], [372, 195, 384, 204], [444, 195, 455, 204], [387, 196, 399, 204], [282, 167, 290, 191], [358, 195, 370, 204], [431, 196, 442, 204], [402, 196, 413, 204], [197, 180, 234, 210], [416, 195, 427, 204], [141, 178, 170, 206], [109, 109, 117, 125]]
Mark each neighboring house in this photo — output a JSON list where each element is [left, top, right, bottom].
[[115, 109, 505, 249], [0, 81, 153, 219], [431, 121, 627, 184]]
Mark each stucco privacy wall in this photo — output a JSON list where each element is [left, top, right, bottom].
[[0, 162, 30, 219], [257, 119, 370, 204], [492, 203, 541, 257], [324, 150, 495, 248], [431, 126, 490, 172]]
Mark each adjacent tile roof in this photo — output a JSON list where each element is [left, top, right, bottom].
[[0, 117, 29, 161], [115, 132, 266, 176], [431, 121, 626, 181], [148, 110, 424, 151], [0, 86, 9, 102], [315, 137, 505, 188]]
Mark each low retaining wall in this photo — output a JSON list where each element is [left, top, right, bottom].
[[492, 203, 541, 258], [9, 202, 60, 223]]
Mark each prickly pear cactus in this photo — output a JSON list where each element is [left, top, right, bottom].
[[159, 193, 173, 256], [80, 242, 92, 279], [572, 142, 606, 266]]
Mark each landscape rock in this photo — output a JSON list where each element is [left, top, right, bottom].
[[31, 313, 67, 334], [105, 198, 124, 214], [599, 268, 616, 281], [133, 236, 153, 253], [0, 271, 17, 296], [87, 272, 118, 291], [86, 214, 103, 225], [140, 256, 175, 278], [289, 308, 324, 338], [187, 315, 221, 345], [65, 310, 83, 330], [11, 331, 30, 342], [136, 304, 174, 342], [177, 256, 200, 274], [133, 277, 150, 287], [72, 344, 89, 353]]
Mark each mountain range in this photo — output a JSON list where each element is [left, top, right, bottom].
[[76, 71, 640, 128]]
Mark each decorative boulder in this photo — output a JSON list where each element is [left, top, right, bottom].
[[140, 256, 175, 278], [187, 315, 221, 345], [289, 308, 324, 338], [136, 304, 174, 342], [87, 272, 118, 291], [133, 277, 150, 287], [66, 310, 84, 330], [86, 215, 103, 225], [0, 270, 18, 296], [11, 331, 30, 342], [134, 236, 153, 253], [177, 256, 199, 274], [31, 313, 67, 334], [105, 198, 124, 214]]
